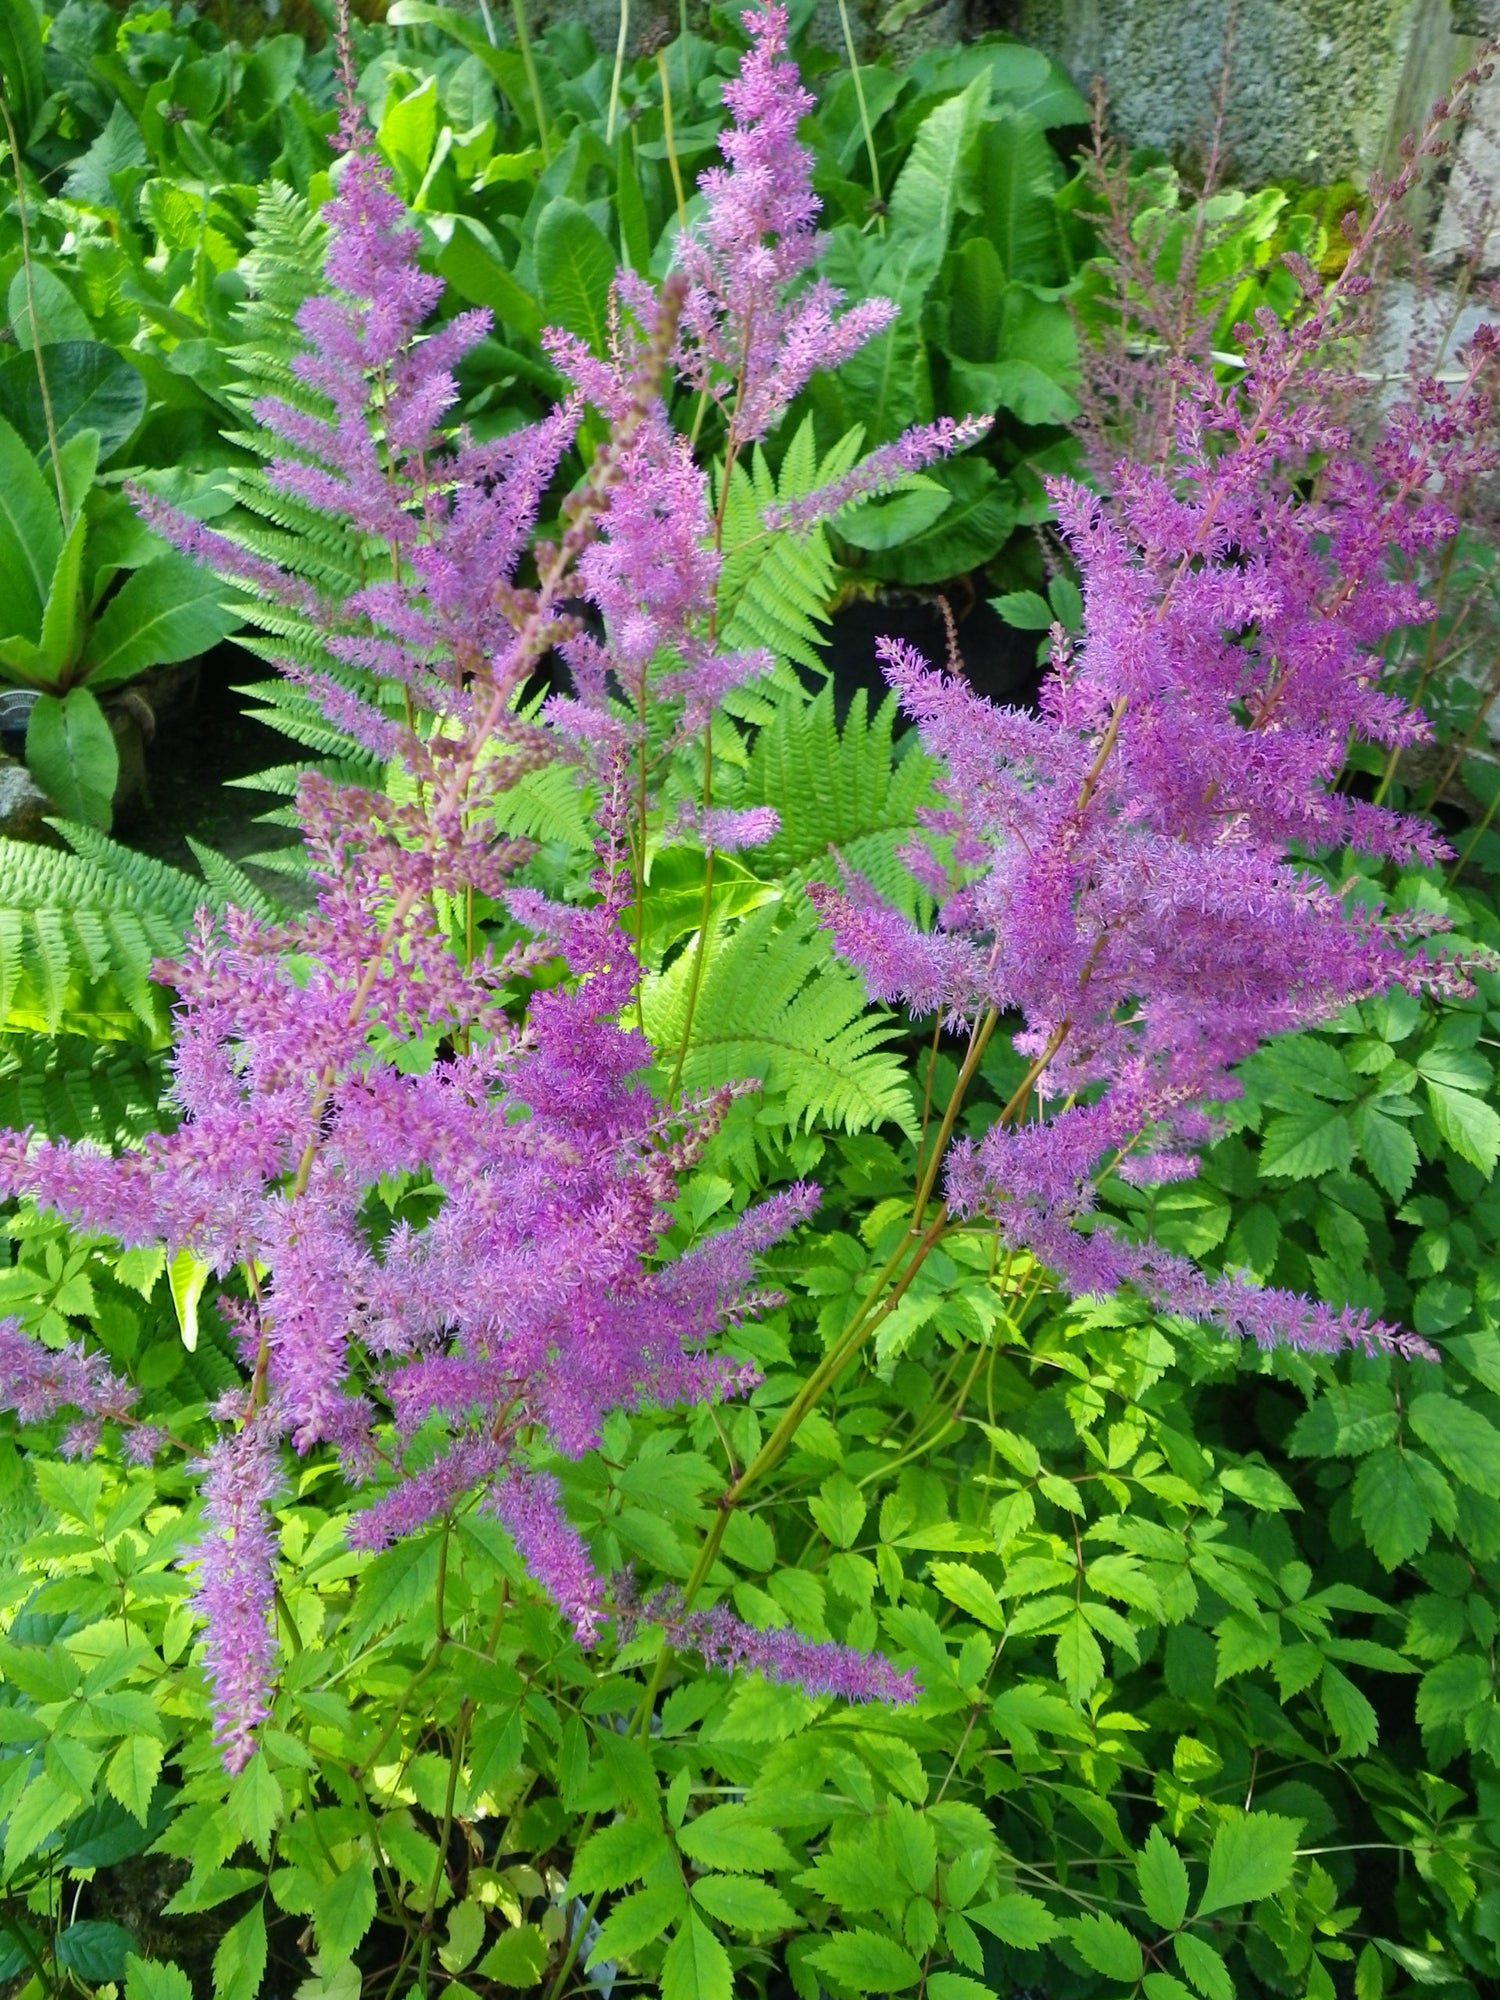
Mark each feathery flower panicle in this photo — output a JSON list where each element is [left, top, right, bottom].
[[818, 272, 1499, 1357], [194, 1423, 283, 1774], [636, 1588, 917, 1705], [0, 37, 841, 1766]]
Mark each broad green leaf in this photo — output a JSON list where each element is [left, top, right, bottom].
[[870, 459, 1014, 586], [83, 554, 237, 690], [808, 1927, 923, 1993], [0, 409, 62, 629], [569, 1816, 668, 1895], [691, 1873, 796, 1934], [1198, 1811, 1301, 1915], [534, 197, 616, 356], [1068, 1912, 1144, 1982], [428, 213, 544, 337], [836, 479, 951, 552], [886, 74, 990, 295], [315, 1859, 376, 1966], [0, 0, 46, 144], [7, 266, 91, 351], [62, 101, 146, 205], [26, 687, 118, 829], [378, 75, 438, 192], [169, 1247, 211, 1353], [56, 1922, 133, 1981], [0, 342, 145, 463], [677, 1804, 793, 1873], [1409, 1393, 1500, 1497], [977, 114, 1063, 279], [1136, 1826, 1190, 1930], [211, 1901, 266, 2000], [661, 1912, 733, 2000], [38, 510, 86, 681], [969, 1893, 1060, 1947]]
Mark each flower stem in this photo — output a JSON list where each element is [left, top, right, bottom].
[[836, 0, 883, 233], [510, 0, 550, 161]]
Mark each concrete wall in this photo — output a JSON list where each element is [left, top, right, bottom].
[[987, 0, 1488, 192]]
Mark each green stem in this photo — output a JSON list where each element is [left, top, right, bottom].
[[606, 0, 629, 145], [510, 0, 551, 161], [1448, 780, 1500, 887], [0, 94, 68, 526], [417, 1697, 471, 1998], [836, 0, 883, 231], [657, 46, 689, 234], [665, 726, 716, 1100]]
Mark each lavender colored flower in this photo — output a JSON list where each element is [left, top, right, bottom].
[[0, 1315, 136, 1425], [818, 269, 1498, 1354], [193, 1423, 282, 1775], [640, 1588, 917, 1705]]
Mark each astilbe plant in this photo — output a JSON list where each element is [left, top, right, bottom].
[[0, 5, 965, 1772], [814, 221, 1499, 1368]]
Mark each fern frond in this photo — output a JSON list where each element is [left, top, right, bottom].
[[716, 417, 864, 685], [733, 684, 938, 921], [0, 1035, 166, 1143], [186, 841, 287, 921], [0, 840, 185, 1041], [643, 897, 915, 1138]]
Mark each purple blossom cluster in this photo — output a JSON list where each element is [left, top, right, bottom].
[[815, 298, 1499, 1357], [629, 1586, 918, 1705], [0, 7, 946, 1767]]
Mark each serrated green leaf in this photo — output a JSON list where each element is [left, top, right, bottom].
[[691, 1873, 795, 1934], [1352, 1446, 1453, 1569], [315, 1858, 376, 1966], [1137, 1826, 1190, 1930], [1197, 1811, 1301, 1915], [588, 1887, 689, 1967], [125, 1955, 193, 2000], [570, 1816, 668, 1895], [211, 1901, 266, 2000], [106, 1734, 164, 1826], [678, 1804, 792, 1874], [1068, 1912, 1144, 1981], [477, 1921, 548, 1985], [1175, 1934, 1234, 2000], [929, 1560, 1004, 1630], [1408, 1393, 1500, 1498], [661, 1912, 733, 2000], [808, 1926, 923, 1993], [969, 1893, 1060, 1947]]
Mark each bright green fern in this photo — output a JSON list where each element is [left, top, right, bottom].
[[643, 897, 915, 1140]]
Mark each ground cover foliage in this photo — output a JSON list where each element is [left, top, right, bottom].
[[0, 5, 1497, 2000]]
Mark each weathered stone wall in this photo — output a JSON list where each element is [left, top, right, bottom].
[[988, 0, 1466, 187]]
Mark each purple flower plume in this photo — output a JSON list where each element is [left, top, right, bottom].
[[638, 1588, 916, 1706], [817, 278, 1500, 1355]]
